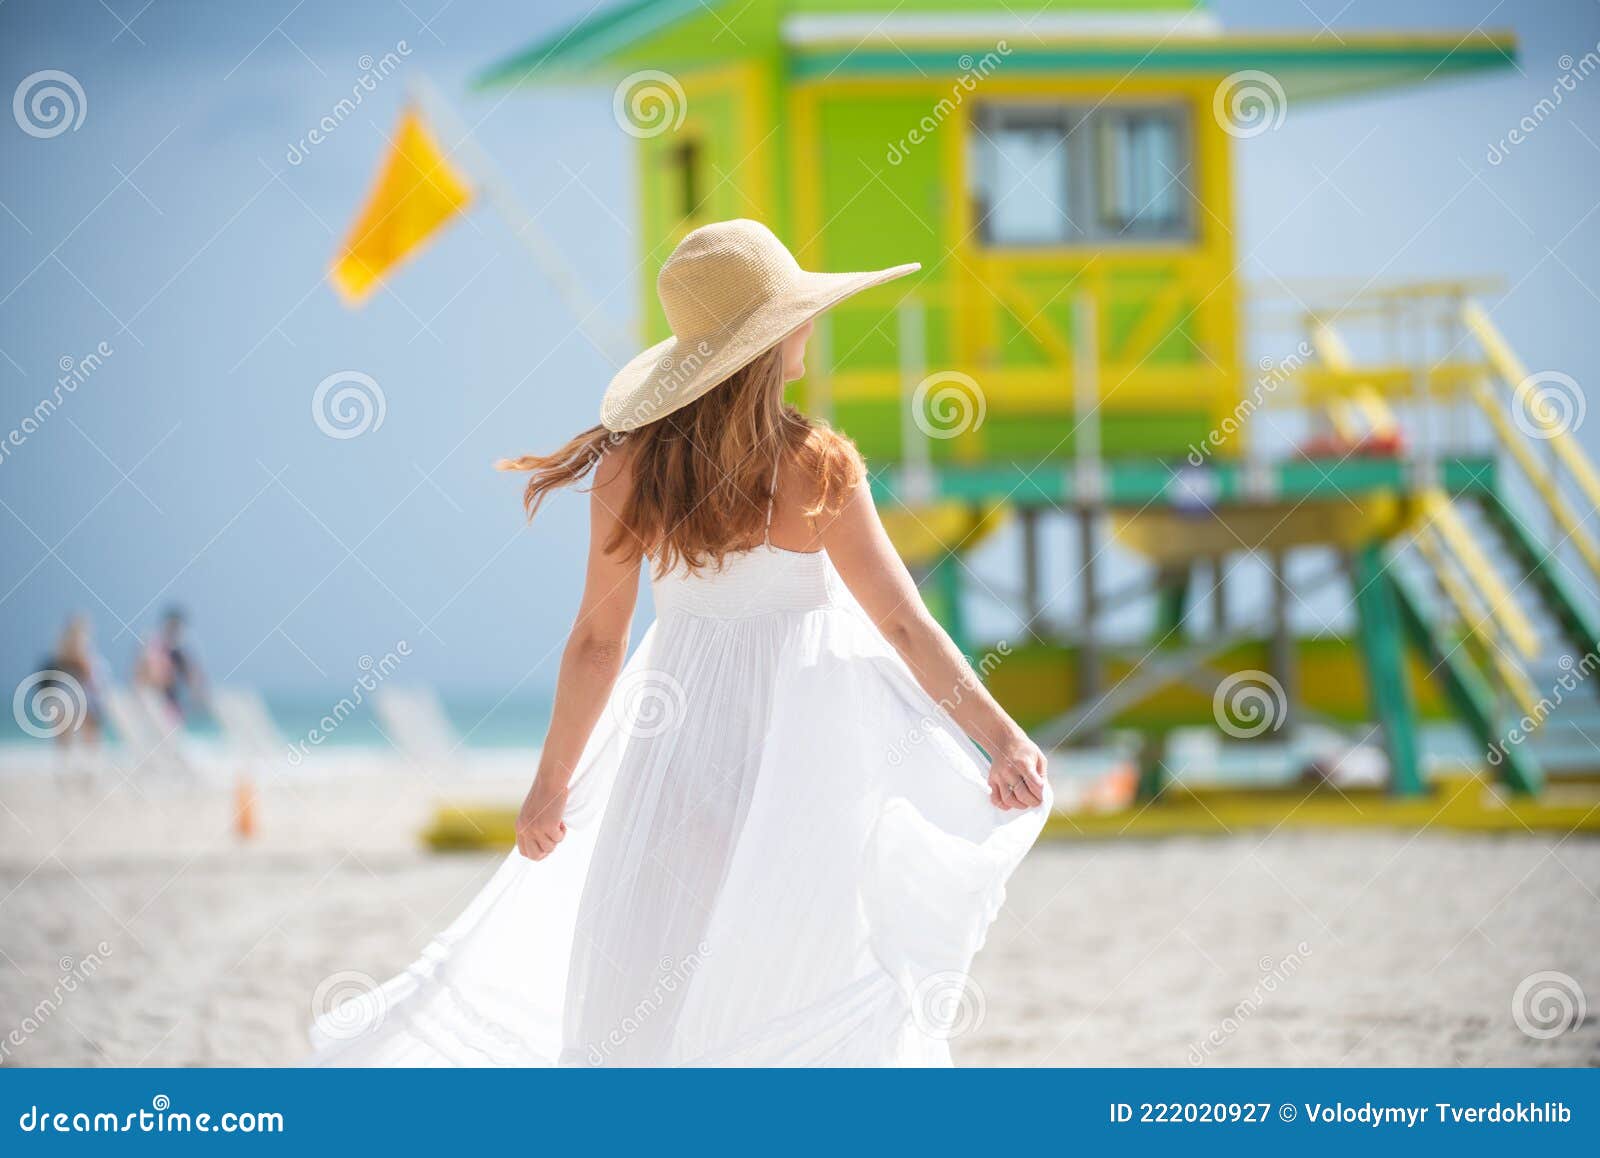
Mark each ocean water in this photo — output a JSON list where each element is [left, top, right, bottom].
[[0, 691, 553, 751], [4, 688, 1594, 782]]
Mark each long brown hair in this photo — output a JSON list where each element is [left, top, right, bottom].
[[496, 347, 863, 574]]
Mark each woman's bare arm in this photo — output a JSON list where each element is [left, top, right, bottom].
[[821, 480, 1046, 810], [516, 453, 641, 859]]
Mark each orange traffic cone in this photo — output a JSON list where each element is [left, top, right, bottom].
[[234, 771, 258, 840]]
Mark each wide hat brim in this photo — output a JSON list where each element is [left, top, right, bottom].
[[600, 262, 919, 433]]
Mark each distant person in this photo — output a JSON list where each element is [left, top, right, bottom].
[[39, 614, 106, 747], [133, 607, 206, 721]]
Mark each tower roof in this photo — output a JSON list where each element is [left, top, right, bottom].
[[476, 1, 1515, 100]]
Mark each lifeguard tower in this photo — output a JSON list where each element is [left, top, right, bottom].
[[475, 1, 1600, 819]]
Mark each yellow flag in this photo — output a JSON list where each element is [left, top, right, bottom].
[[330, 107, 474, 305]]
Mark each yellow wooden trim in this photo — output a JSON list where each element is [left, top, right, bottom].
[[1313, 318, 1534, 660], [423, 779, 1600, 852], [1421, 489, 1539, 660], [1309, 321, 1402, 438], [636, 62, 775, 336], [1035, 776, 1599, 842], [682, 62, 772, 221], [1194, 82, 1240, 452], [1110, 275, 1190, 361], [1351, 386, 1399, 437], [791, 75, 1227, 97], [1308, 319, 1356, 372], [1413, 529, 1542, 718], [1114, 496, 1408, 562], [937, 95, 985, 462], [1290, 362, 1487, 401], [986, 275, 1075, 365], [1325, 398, 1361, 442], [829, 367, 1230, 411], [974, 248, 1214, 269], [1465, 300, 1600, 515], [791, 75, 1240, 437], [788, 83, 822, 262], [793, 31, 1517, 54], [1468, 376, 1600, 577]]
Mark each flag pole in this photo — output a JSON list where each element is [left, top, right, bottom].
[[408, 76, 635, 366]]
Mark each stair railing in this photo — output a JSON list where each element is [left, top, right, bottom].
[[1462, 300, 1600, 583], [1308, 317, 1542, 719]]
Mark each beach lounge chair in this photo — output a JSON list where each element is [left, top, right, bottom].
[[211, 687, 288, 780], [103, 686, 193, 780], [373, 686, 465, 779]]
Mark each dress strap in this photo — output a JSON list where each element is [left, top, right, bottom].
[[763, 452, 781, 546]]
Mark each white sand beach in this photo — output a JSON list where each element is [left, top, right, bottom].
[[1, 771, 1596, 1067]]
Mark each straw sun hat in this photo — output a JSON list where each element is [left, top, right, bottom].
[[599, 219, 919, 432]]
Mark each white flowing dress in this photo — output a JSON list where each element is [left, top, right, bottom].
[[312, 520, 1049, 1066]]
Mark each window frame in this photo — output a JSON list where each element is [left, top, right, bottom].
[[663, 135, 706, 223], [971, 100, 1196, 251]]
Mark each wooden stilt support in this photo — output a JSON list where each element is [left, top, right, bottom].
[[1138, 730, 1169, 802], [1020, 506, 1042, 631], [1268, 550, 1297, 735], [931, 552, 970, 660], [1076, 505, 1102, 746], [1388, 563, 1543, 796], [1211, 555, 1228, 634], [1154, 563, 1189, 640], [1349, 543, 1425, 797], [1192, 556, 1220, 634]]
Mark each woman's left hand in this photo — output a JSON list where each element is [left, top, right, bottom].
[[987, 736, 1048, 811], [516, 777, 569, 860]]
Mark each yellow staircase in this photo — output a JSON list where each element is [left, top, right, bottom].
[[1295, 287, 1600, 780]]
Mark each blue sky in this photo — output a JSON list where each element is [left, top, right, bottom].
[[2, 0, 1598, 698]]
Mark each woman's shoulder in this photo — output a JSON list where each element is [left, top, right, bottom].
[[784, 416, 865, 515], [592, 434, 636, 488], [786, 414, 860, 474], [587, 435, 640, 520]]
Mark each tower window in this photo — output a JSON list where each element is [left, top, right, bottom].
[[973, 104, 1193, 245], [665, 138, 704, 220]]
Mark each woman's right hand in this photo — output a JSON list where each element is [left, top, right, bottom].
[[987, 734, 1048, 811], [516, 777, 569, 860]]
